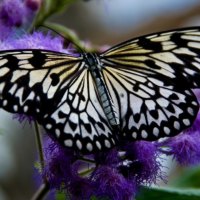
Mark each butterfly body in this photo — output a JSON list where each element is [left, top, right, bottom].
[[0, 27, 200, 153], [84, 53, 119, 127]]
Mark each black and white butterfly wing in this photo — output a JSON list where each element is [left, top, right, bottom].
[[100, 27, 200, 140], [0, 50, 115, 152]]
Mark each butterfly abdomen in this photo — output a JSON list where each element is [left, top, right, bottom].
[[84, 53, 119, 127]]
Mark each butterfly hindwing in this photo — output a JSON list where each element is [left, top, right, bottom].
[[44, 69, 115, 152], [101, 65, 199, 140]]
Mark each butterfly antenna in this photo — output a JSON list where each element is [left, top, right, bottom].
[[36, 25, 85, 53]]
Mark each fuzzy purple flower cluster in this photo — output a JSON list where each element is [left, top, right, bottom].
[[0, 0, 40, 41], [42, 137, 161, 200], [41, 116, 200, 200], [1, 1, 200, 200]]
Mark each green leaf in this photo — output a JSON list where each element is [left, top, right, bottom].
[[43, 22, 83, 47], [56, 190, 67, 200], [170, 166, 200, 188], [136, 187, 200, 200], [32, 0, 77, 29], [45, 0, 76, 14]]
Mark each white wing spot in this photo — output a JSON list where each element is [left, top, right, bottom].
[[3, 100, 7, 106], [96, 141, 101, 150], [104, 140, 111, 148], [86, 143, 93, 151], [145, 100, 156, 110], [23, 105, 28, 112], [14, 54, 33, 59], [187, 107, 194, 115], [147, 82, 153, 88], [0, 82, 5, 92], [68, 94, 73, 100], [64, 139, 73, 147], [76, 140, 82, 150], [18, 60, 29, 65], [174, 121, 180, 130], [0, 58, 8, 66], [151, 52, 184, 64], [183, 119, 190, 126], [111, 138, 115, 145], [13, 105, 18, 111], [164, 127, 170, 135], [157, 98, 169, 107], [0, 67, 9, 76], [184, 68, 196, 75], [132, 132, 137, 138], [55, 129, 60, 137], [188, 42, 200, 49], [149, 77, 164, 86], [153, 127, 159, 136], [69, 112, 79, 123], [9, 83, 17, 95], [192, 101, 198, 106], [60, 103, 70, 115], [141, 130, 148, 138], [46, 124, 52, 129], [185, 90, 191, 95]]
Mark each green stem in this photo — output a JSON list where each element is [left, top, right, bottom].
[[31, 183, 50, 200], [32, 121, 50, 199], [34, 121, 45, 170], [79, 157, 96, 164], [79, 167, 96, 177]]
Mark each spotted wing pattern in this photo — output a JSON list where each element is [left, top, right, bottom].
[[0, 50, 115, 152], [1, 27, 200, 153], [100, 27, 200, 140]]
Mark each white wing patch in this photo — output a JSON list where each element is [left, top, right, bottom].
[[46, 70, 115, 152]]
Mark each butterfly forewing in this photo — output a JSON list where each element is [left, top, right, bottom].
[[0, 50, 81, 118], [0, 50, 115, 152], [101, 27, 200, 88]]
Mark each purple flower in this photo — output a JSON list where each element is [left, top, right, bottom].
[[42, 137, 76, 189], [0, 0, 27, 27], [25, 0, 41, 11], [94, 148, 120, 166], [122, 141, 165, 185], [11, 31, 68, 52], [158, 107, 200, 166], [160, 131, 200, 165], [13, 114, 34, 125], [92, 166, 136, 200], [0, 0, 40, 40], [68, 175, 95, 200]]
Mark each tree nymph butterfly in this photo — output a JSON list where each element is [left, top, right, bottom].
[[0, 27, 200, 153]]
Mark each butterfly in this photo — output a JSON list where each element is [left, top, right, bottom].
[[0, 27, 200, 153]]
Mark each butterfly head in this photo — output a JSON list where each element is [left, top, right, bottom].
[[83, 53, 102, 70]]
